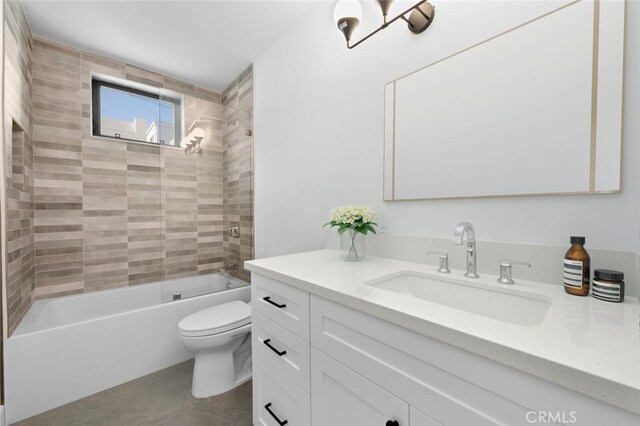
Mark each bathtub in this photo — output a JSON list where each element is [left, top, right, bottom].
[[4, 273, 250, 424]]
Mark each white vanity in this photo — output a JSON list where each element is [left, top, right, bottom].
[[246, 250, 640, 426]]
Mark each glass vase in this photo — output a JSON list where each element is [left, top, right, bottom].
[[340, 230, 365, 261]]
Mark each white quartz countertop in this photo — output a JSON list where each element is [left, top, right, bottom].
[[245, 249, 640, 414]]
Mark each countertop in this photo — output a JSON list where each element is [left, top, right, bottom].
[[245, 249, 640, 414]]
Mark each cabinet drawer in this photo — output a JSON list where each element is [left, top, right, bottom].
[[253, 311, 310, 393], [254, 353, 310, 426], [252, 274, 310, 341], [311, 347, 409, 426]]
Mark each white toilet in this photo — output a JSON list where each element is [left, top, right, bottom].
[[178, 300, 252, 398]]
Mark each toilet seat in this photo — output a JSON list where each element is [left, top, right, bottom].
[[178, 301, 251, 337]]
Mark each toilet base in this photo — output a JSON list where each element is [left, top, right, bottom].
[[188, 331, 252, 398], [191, 350, 236, 398]]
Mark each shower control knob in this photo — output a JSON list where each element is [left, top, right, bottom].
[[386, 421, 399, 426]]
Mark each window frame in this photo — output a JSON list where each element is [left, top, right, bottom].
[[91, 78, 182, 146]]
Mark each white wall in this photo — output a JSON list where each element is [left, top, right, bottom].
[[254, 0, 640, 259]]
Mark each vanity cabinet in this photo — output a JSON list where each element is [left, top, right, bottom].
[[251, 273, 639, 426]]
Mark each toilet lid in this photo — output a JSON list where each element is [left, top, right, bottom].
[[178, 301, 251, 337]]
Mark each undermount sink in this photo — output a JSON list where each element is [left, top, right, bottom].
[[366, 271, 552, 327]]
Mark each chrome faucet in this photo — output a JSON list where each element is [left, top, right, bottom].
[[453, 222, 479, 278]]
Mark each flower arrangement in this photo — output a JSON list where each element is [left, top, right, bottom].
[[324, 205, 377, 261], [324, 205, 378, 235]]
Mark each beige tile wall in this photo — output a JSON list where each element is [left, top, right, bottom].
[[222, 65, 254, 283], [4, 0, 34, 336], [1, 0, 4, 389], [31, 38, 84, 298], [29, 37, 244, 299]]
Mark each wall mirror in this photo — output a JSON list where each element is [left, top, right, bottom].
[[383, 0, 625, 201]]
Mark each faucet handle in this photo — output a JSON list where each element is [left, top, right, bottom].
[[427, 251, 450, 273], [497, 259, 532, 284]]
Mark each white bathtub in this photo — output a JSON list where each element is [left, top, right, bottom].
[[5, 274, 251, 424]]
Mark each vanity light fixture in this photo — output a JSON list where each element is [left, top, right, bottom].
[[334, 0, 435, 49]]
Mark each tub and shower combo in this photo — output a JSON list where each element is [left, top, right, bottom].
[[4, 273, 251, 424]]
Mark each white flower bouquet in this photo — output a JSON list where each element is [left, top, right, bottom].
[[324, 205, 377, 261], [323, 205, 377, 236]]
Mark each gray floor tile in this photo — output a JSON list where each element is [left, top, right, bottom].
[[141, 401, 234, 426], [14, 360, 253, 426]]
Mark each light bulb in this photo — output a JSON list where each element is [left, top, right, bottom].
[[333, 0, 363, 24], [334, 0, 362, 42]]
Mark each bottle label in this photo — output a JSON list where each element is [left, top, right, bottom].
[[563, 259, 583, 289], [592, 280, 622, 302]]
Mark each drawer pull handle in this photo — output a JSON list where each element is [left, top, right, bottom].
[[386, 421, 399, 426], [263, 339, 287, 357], [265, 402, 288, 425], [263, 296, 286, 309]]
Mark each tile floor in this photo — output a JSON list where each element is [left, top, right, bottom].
[[15, 360, 252, 426]]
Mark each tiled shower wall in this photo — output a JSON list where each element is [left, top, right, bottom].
[[4, 0, 34, 335], [29, 37, 229, 299], [222, 65, 254, 283]]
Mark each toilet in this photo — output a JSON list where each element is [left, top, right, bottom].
[[178, 300, 252, 398]]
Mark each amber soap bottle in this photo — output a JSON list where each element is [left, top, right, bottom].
[[563, 236, 590, 296]]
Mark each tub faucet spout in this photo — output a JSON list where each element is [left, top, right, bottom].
[[220, 264, 238, 274]]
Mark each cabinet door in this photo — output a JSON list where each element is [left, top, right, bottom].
[[311, 347, 408, 426], [410, 407, 443, 426], [254, 354, 310, 426]]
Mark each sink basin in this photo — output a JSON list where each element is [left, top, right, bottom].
[[366, 271, 552, 327]]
